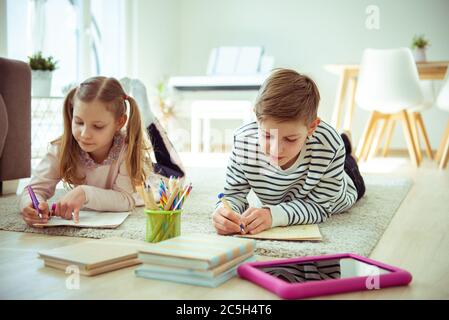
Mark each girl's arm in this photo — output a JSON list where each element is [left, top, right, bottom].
[[80, 161, 136, 212], [19, 143, 61, 212]]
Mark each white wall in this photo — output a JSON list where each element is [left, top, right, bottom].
[[131, 0, 180, 90], [135, 0, 449, 150]]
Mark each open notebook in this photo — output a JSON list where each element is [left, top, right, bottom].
[[34, 211, 130, 229], [236, 224, 322, 241]]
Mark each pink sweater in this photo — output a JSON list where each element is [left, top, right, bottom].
[[19, 136, 143, 212]]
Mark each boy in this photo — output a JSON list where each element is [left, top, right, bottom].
[[213, 68, 365, 235]]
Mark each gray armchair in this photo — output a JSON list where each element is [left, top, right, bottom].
[[0, 57, 31, 193]]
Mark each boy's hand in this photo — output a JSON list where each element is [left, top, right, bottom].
[[21, 202, 51, 228], [53, 186, 86, 223], [212, 207, 245, 235], [241, 207, 272, 235]]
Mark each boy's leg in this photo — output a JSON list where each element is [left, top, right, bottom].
[[341, 133, 366, 200], [341, 130, 355, 158]]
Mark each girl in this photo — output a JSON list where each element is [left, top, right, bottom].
[[20, 76, 156, 227]]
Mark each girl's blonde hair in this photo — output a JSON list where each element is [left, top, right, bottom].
[[55, 76, 151, 188]]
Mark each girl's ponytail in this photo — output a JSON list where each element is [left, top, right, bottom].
[[58, 87, 84, 186], [125, 96, 151, 187]]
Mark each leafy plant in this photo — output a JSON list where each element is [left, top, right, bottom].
[[28, 51, 58, 71], [411, 35, 430, 50], [156, 81, 165, 97], [155, 80, 175, 118]]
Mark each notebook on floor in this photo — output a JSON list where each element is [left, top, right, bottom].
[[33, 211, 130, 228], [236, 224, 323, 241], [138, 234, 257, 270], [139, 251, 256, 279], [135, 261, 247, 288], [44, 257, 141, 276], [38, 239, 142, 276]]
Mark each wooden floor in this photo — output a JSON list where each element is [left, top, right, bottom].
[[0, 156, 448, 299]]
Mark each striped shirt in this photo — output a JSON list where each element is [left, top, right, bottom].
[[218, 120, 358, 227]]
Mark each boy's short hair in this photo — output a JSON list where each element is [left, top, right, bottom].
[[255, 68, 320, 124]]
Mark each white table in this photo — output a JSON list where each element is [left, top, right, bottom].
[[168, 75, 267, 152], [31, 96, 64, 160]]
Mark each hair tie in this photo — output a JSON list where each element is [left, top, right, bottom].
[[123, 95, 129, 100]]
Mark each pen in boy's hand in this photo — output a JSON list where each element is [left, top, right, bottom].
[[218, 193, 245, 233], [236, 218, 245, 233]]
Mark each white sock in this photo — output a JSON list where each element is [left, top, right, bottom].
[[119, 77, 155, 128]]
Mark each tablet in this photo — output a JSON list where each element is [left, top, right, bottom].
[[237, 253, 412, 299]]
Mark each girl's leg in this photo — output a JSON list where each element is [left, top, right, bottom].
[[147, 123, 184, 178]]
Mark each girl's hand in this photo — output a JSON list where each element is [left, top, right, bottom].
[[241, 207, 272, 235], [212, 207, 246, 235], [53, 186, 86, 223], [21, 202, 51, 228]]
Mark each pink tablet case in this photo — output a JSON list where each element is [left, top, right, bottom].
[[237, 253, 412, 299]]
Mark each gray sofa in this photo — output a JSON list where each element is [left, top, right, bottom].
[[0, 57, 31, 193]]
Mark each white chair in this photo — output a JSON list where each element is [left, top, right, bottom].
[[380, 81, 434, 163], [404, 81, 435, 162], [435, 72, 449, 169], [354, 48, 428, 167]]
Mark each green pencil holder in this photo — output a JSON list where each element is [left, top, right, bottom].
[[145, 209, 182, 243]]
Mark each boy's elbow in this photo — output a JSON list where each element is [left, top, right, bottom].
[[316, 210, 331, 224]]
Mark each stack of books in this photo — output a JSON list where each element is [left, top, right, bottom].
[[135, 234, 257, 287], [38, 239, 142, 276]]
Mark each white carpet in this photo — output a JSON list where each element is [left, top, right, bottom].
[[0, 167, 412, 258]]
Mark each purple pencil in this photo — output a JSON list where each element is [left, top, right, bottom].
[[27, 185, 42, 219]]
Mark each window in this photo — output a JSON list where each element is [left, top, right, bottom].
[[6, 0, 127, 96]]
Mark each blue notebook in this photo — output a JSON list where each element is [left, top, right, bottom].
[[138, 234, 256, 270], [138, 253, 255, 279], [135, 261, 248, 288]]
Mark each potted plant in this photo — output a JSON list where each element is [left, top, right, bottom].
[[411, 34, 430, 62], [28, 52, 58, 97], [154, 80, 175, 127]]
